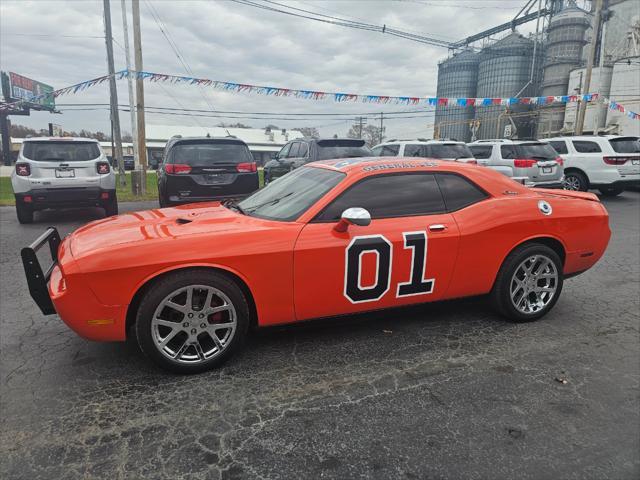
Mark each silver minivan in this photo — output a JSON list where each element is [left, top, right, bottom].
[[468, 140, 564, 188]]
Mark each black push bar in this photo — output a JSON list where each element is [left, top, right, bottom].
[[21, 227, 61, 315]]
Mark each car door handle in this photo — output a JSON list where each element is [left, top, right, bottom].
[[429, 224, 447, 232]]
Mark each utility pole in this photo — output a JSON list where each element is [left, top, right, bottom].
[[354, 116, 367, 139], [121, 0, 138, 167], [103, 0, 125, 186], [379, 113, 385, 144], [576, 0, 604, 135], [132, 0, 147, 194], [0, 115, 11, 166]]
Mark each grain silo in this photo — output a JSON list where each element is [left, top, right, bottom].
[[475, 33, 537, 140], [537, 6, 591, 137], [434, 50, 480, 142]]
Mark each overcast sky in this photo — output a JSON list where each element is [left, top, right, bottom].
[[0, 0, 534, 139]]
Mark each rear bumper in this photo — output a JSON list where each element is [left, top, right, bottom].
[[591, 179, 640, 189], [15, 187, 115, 209], [166, 193, 252, 205]]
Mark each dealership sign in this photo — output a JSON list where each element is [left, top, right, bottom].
[[1, 72, 55, 110]]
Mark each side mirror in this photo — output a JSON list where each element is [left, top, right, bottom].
[[334, 207, 371, 232]]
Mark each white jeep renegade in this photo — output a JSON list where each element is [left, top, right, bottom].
[[11, 137, 117, 224]]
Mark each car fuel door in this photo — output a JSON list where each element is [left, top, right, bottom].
[[293, 214, 460, 321]]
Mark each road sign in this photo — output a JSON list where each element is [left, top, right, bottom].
[[503, 123, 513, 138], [1, 72, 55, 111]]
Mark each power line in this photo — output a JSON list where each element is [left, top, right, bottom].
[[143, 0, 218, 118], [227, 0, 454, 48]]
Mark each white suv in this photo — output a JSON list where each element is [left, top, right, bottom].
[[11, 137, 117, 224], [468, 139, 564, 189], [371, 139, 477, 163], [543, 135, 640, 196]]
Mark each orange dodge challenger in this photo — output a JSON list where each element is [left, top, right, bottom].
[[22, 158, 611, 373]]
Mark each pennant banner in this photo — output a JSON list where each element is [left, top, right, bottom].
[[1, 69, 639, 121]]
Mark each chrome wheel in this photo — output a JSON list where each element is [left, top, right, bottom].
[[509, 255, 558, 315], [151, 285, 237, 364], [563, 175, 581, 191]]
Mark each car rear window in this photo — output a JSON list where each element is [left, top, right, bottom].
[[609, 137, 640, 154], [316, 139, 372, 160], [428, 144, 473, 159], [168, 141, 252, 165], [22, 141, 101, 162], [515, 143, 558, 160]]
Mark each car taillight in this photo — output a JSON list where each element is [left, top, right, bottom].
[[603, 156, 629, 165], [236, 162, 257, 173], [15, 163, 30, 176], [165, 164, 192, 174], [555, 156, 564, 166], [96, 161, 110, 174], [514, 158, 537, 168], [466, 159, 477, 165]]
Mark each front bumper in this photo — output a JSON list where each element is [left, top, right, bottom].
[[16, 187, 115, 209], [21, 228, 127, 341]]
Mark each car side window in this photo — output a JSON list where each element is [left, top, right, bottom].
[[500, 145, 517, 159], [298, 142, 309, 158], [548, 141, 568, 155], [572, 141, 602, 153], [435, 173, 488, 212], [404, 144, 423, 157], [314, 173, 446, 221], [469, 145, 492, 159], [289, 142, 301, 158], [374, 144, 400, 156], [278, 143, 291, 159]]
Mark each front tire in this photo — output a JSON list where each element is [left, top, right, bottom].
[[598, 185, 624, 197], [16, 202, 34, 224], [135, 270, 250, 374], [491, 243, 563, 323]]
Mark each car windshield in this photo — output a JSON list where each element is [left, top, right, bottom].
[[169, 141, 252, 165], [316, 140, 372, 160], [516, 143, 558, 160], [609, 137, 640, 154], [429, 144, 473, 159], [237, 166, 344, 221], [22, 141, 101, 162]]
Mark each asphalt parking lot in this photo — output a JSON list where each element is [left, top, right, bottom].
[[1, 193, 639, 480]]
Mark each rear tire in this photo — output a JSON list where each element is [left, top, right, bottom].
[[563, 171, 588, 192], [491, 243, 563, 323], [135, 270, 250, 374], [103, 195, 119, 217], [598, 185, 624, 197], [16, 203, 34, 224], [158, 195, 171, 208]]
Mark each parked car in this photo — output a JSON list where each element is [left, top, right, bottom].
[[264, 138, 371, 183], [22, 159, 610, 373], [543, 135, 640, 196], [467, 139, 564, 188], [107, 155, 135, 171], [11, 137, 117, 224], [371, 139, 476, 163], [157, 136, 258, 207]]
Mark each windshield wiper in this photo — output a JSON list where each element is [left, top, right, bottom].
[[222, 199, 246, 215], [243, 192, 294, 213]]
